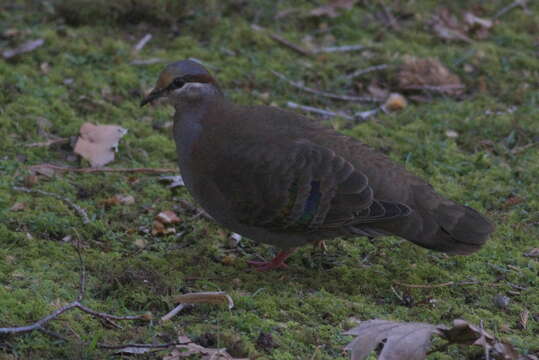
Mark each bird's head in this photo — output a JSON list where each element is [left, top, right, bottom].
[[140, 59, 221, 107]]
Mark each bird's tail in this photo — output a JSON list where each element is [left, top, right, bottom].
[[374, 185, 494, 255]]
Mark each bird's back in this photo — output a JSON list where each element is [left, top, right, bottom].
[[189, 101, 494, 254]]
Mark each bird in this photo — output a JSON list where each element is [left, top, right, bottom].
[[140, 59, 494, 271]]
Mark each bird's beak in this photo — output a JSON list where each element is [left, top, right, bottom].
[[140, 88, 166, 107]]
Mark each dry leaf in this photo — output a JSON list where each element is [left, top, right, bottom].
[[309, 0, 357, 18], [344, 320, 440, 360], [73, 123, 127, 167], [445, 130, 459, 138], [519, 310, 529, 330], [173, 291, 234, 309], [344, 318, 529, 360], [10, 202, 26, 211], [151, 220, 176, 236], [164, 335, 247, 360], [155, 210, 182, 224], [428, 8, 472, 43], [29, 163, 56, 177], [503, 195, 524, 208], [524, 248, 539, 257], [134, 238, 147, 248], [102, 194, 135, 206], [383, 93, 407, 112], [398, 57, 464, 96], [2, 39, 45, 59], [428, 8, 493, 42], [367, 81, 390, 101], [160, 175, 185, 188], [463, 12, 493, 39]]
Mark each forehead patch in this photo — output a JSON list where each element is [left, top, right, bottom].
[[155, 71, 175, 91]]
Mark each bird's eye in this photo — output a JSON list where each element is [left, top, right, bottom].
[[172, 78, 185, 89]]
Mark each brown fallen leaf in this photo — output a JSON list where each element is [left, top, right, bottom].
[[344, 318, 530, 360], [428, 8, 472, 43], [344, 319, 440, 360], [398, 57, 464, 96], [10, 202, 26, 211], [463, 11, 493, 40], [101, 194, 135, 207], [164, 334, 247, 360], [383, 93, 407, 112], [519, 309, 529, 330], [309, 0, 357, 18], [173, 291, 234, 310], [2, 39, 45, 59], [428, 8, 493, 42], [155, 210, 182, 224], [151, 220, 176, 236], [73, 123, 127, 167], [524, 248, 539, 257]]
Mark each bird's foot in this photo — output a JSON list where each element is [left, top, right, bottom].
[[247, 249, 296, 272]]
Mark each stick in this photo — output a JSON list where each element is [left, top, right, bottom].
[[24, 138, 69, 147], [251, 24, 312, 56], [480, 320, 491, 360], [344, 64, 389, 80], [39, 328, 179, 350], [314, 44, 365, 53], [286, 101, 354, 120], [13, 186, 91, 224], [133, 33, 152, 52], [401, 84, 465, 93], [493, 0, 528, 19], [393, 280, 481, 289], [272, 71, 380, 103], [130, 58, 165, 66], [177, 199, 213, 221], [29, 163, 178, 174], [160, 304, 187, 322]]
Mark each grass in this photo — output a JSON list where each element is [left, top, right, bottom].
[[0, 0, 538, 359]]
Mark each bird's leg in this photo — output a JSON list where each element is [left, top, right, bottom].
[[247, 248, 297, 271]]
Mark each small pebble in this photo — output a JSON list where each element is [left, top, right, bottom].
[[493, 294, 510, 309]]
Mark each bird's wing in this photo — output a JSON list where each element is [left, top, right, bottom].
[[212, 138, 411, 232]]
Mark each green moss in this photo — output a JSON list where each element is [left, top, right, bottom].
[[0, 0, 538, 358]]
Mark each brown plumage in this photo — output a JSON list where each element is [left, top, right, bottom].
[[141, 60, 494, 270]]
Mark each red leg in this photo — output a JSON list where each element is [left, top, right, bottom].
[[247, 248, 297, 272]]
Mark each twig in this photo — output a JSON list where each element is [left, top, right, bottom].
[[393, 280, 481, 289], [493, 0, 528, 19], [251, 24, 312, 56], [133, 33, 152, 52], [355, 108, 380, 122], [510, 142, 538, 155], [13, 186, 91, 224], [344, 64, 389, 80], [177, 199, 213, 221], [390, 286, 404, 302], [401, 84, 465, 93], [130, 58, 166, 66], [272, 71, 380, 103], [160, 304, 187, 322], [24, 138, 69, 147], [39, 328, 179, 350], [314, 44, 365, 54], [72, 234, 86, 301], [29, 163, 178, 174], [480, 320, 491, 360], [286, 101, 353, 120]]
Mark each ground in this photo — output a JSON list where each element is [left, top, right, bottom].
[[0, 1, 538, 359]]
